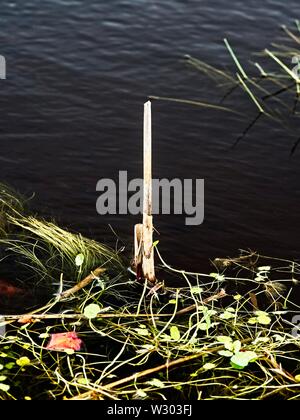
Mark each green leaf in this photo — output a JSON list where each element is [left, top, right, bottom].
[[198, 323, 210, 331], [170, 326, 181, 341], [190, 286, 203, 295], [84, 304, 101, 319], [224, 341, 234, 351], [230, 353, 249, 369], [232, 340, 242, 354], [22, 344, 31, 350], [5, 362, 15, 370], [257, 315, 271, 325], [226, 307, 236, 313], [202, 363, 216, 370], [159, 334, 171, 341], [201, 311, 211, 330], [206, 309, 217, 316], [146, 378, 165, 388], [273, 334, 285, 342], [0, 383, 10, 392], [16, 357, 30, 367], [210, 273, 225, 281], [230, 351, 258, 369], [0, 376, 7, 382], [230, 361, 245, 370], [243, 351, 258, 361], [295, 374, 300, 383], [140, 344, 155, 350], [220, 311, 235, 320], [134, 328, 150, 336], [152, 240, 160, 248], [77, 377, 90, 385], [255, 311, 272, 325], [248, 317, 258, 325], [216, 336, 233, 344], [168, 299, 177, 304], [135, 389, 148, 398], [218, 350, 233, 357], [75, 253, 85, 267]]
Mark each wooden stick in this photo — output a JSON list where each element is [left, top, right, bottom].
[[133, 223, 143, 280], [142, 101, 155, 282], [174, 289, 227, 316], [60, 267, 106, 299]]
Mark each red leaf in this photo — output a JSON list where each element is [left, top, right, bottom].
[[46, 332, 82, 351]]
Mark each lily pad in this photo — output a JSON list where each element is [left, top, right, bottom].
[[84, 304, 101, 319], [16, 357, 30, 367], [191, 286, 203, 295], [202, 363, 216, 370], [256, 312, 272, 325], [0, 383, 10, 392], [170, 326, 181, 341], [230, 351, 258, 370], [220, 311, 235, 320]]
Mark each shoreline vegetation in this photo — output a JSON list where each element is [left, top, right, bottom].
[[0, 186, 300, 400], [151, 20, 300, 153], [1, 21, 300, 400]]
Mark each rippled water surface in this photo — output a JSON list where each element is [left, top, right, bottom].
[[1, 0, 300, 271]]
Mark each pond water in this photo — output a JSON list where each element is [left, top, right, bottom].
[[1, 0, 300, 273]]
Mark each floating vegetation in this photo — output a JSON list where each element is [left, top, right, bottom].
[[0, 184, 299, 400], [1, 247, 300, 399]]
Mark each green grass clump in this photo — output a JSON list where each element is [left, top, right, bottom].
[[0, 186, 128, 300]]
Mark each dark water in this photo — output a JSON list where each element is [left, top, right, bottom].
[[1, 0, 300, 273]]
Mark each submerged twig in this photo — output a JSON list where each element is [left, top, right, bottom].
[[175, 289, 227, 316], [60, 267, 106, 299]]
